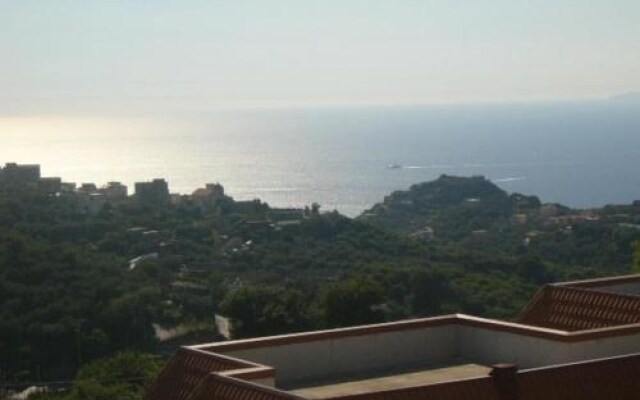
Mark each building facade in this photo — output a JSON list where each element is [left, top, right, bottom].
[[135, 179, 170, 206]]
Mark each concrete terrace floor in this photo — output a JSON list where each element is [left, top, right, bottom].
[[290, 363, 492, 399]]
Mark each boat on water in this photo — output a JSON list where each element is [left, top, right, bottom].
[[388, 163, 402, 169]]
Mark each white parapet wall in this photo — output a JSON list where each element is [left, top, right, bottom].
[[197, 312, 640, 390], [459, 322, 640, 369], [565, 332, 640, 363], [457, 324, 571, 369], [220, 324, 459, 387]]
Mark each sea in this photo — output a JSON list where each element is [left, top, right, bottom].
[[3, 100, 640, 217]]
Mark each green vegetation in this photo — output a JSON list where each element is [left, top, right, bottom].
[[361, 175, 640, 272], [634, 241, 640, 273], [29, 352, 162, 400], [1, 174, 639, 398]]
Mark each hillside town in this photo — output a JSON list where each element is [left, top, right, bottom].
[[0, 162, 232, 214]]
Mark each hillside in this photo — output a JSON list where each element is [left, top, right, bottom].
[[359, 175, 640, 270], [359, 175, 539, 237], [2, 173, 639, 389]]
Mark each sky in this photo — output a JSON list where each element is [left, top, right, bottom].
[[1, 1, 640, 116]]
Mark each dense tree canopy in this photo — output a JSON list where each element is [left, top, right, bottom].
[[1, 175, 637, 397]]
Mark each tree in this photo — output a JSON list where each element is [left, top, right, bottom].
[[410, 269, 452, 316], [219, 285, 310, 338], [65, 352, 163, 400], [319, 277, 384, 327], [634, 241, 640, 273]]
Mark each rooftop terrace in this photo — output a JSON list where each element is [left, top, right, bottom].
[[291, 363, 491, 398], [146, 274, 640, 400]]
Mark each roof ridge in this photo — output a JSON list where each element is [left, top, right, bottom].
[[517, 284, 640, 331]]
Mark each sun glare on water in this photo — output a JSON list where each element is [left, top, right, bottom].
[[0, 116, 170, 182], [0, 116, 159, 140]]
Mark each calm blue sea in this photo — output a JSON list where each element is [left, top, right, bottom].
[[3, 100, 640, 216]]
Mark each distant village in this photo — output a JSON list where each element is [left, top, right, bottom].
[[5, 162, 639, 252], [0, 161, 316, 234], [0, 162, 317, 276], [0, 162, 227, 214]]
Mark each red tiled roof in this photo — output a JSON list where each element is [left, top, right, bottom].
[[517, 285, 640, 331], [144, 347, 252, 400], [189, 374, 302, 400]]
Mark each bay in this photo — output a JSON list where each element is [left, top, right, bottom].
[[2, 100, 639, 217]]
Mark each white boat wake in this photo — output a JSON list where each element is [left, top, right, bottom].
[[492, 176, 527, 183]]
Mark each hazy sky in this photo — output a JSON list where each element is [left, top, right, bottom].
[[2, 1, 639, 115]]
